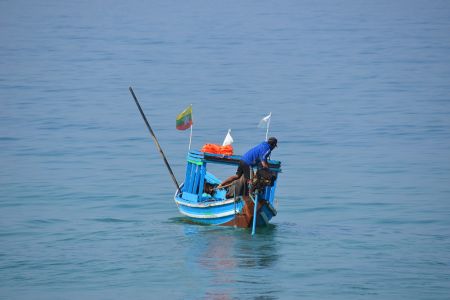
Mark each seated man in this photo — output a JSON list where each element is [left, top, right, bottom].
[[225, 176, 248, 198], [203, 181, 217, 197]]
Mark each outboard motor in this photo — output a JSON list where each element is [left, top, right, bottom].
[[252, 168, 276, 190]]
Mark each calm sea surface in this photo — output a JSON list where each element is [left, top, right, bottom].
[[1, 0, 450, 299]]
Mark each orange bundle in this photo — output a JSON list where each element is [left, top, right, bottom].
[[200, 144, 233, 156]]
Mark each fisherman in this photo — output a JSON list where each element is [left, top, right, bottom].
[[217, 137, 278, 190], [203, 181, 217, 197]]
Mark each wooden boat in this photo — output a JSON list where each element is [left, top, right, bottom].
[[128, 87, 281, 233], [174, 151, 282, 228]]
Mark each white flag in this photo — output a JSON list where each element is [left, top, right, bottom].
[[258, 112, 272, 128], [222, 129, 234, 146]]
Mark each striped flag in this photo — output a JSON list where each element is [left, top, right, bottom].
[[176, 105, 193, 130]]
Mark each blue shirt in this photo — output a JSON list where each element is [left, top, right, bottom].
[[241, 142, 272, 167]]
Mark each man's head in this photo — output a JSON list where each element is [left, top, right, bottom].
[[204, 182, 216, 195], [268, 137, 278, 149]]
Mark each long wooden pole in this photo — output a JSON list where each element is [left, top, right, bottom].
[[129, 87, 181, 192]]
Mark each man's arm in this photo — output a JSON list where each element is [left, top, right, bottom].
[[260, 148, 271, 169], [218, 174, 239, 189]]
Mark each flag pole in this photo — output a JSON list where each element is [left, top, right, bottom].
[[129, 87, 181, 193], [265, 112, 272, 141], [188, 104, 193, 151], [189, 124, 193, 151]]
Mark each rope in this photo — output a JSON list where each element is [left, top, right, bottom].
[[213, 182, 235, 190]]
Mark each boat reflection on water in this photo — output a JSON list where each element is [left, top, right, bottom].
[[182, 224, 280, 299], [234, 225, 279, 269]]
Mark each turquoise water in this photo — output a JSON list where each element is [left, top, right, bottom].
[[1, 0, 450, 299]]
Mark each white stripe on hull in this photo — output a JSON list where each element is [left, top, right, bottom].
[[175, 197, 239, 208], [177, 208, 236, 219]]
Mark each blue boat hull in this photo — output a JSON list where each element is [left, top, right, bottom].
[[175, 151, 281, 228], [174, 190, 277, 227]]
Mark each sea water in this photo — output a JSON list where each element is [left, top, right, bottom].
[[1, 0, 450, 299]]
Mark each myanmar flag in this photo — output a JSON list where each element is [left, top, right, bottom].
[[176, 105, 193, 130]]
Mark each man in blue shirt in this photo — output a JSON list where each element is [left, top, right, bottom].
[[218, 137, 278, 190]]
